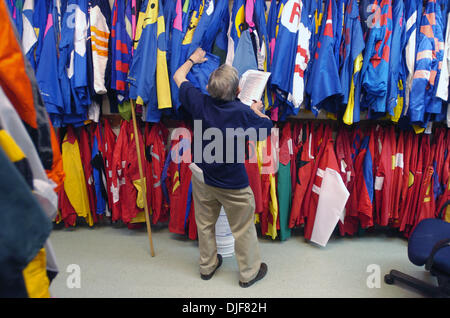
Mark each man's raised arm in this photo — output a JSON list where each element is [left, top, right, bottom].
[[173, 47, 208, 88]]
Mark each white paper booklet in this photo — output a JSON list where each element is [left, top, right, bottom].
[[238, 70, 271, 106]]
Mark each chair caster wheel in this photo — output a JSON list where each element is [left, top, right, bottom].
[[384, 274, 394, 285]]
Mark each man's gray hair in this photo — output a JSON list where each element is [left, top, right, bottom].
[[207, 64, 239, 102]]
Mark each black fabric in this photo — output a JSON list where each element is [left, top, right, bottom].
[[13, 158, 34, 189], [46, 269, 58, 284], [0, 270, 28, 298]]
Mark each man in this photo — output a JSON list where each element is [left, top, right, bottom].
[[173, 47, 272, 288]]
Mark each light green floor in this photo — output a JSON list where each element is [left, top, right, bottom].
[[48, 223, 434, 298]]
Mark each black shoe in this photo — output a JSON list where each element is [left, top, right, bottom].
[[239, 263, 267, 288], [200, 254, 223, 280]]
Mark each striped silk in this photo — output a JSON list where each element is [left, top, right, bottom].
[[90, 1, 110, 95]]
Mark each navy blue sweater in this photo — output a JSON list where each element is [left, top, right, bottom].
[[179, 81, 273, 189]]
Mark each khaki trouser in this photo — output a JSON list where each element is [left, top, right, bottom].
[[191, 174, 261, 283]]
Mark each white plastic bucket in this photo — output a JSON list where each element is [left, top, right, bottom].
[[215, 207, 235, 258]]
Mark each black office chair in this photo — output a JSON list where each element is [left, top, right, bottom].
[[384, 201, 450, 298]]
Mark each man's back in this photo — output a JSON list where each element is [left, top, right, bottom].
[[179, 81, 273, 189]]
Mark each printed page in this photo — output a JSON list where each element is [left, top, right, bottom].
[[238, 70, 271, 106]]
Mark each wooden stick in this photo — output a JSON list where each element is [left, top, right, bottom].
[[130, 99, 155, 257]]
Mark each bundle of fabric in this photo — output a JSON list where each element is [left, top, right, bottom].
[[276, 121, 449, 245], [0, 0, 62, 297], [162, 122, 197, 240], [11, 0, 232, 127], [265, 0, 450, 129]]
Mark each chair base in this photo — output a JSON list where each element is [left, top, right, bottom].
[[385, 269, 450, 298]]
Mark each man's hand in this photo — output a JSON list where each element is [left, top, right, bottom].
[[173, 47, 207, 88], [250, 100, 270, 119], [250, 100, 264, 113], [173, 48, 206, 87], [189, 48, 208, 65]]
